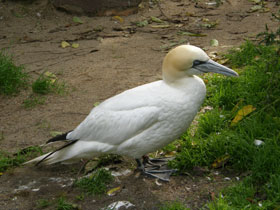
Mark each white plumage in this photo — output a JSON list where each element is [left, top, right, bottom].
[[25, 45, 238, 165]]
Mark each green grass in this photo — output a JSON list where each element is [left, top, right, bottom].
[[74, 168, 113, 195], [23, 95, 46, 109], [0, 49, 66, 109], [36, 196, 78, 210], [26, 72, 66, 108], [206, 176, 280, 209], [36, 199, 51, 209], [32, 74, 53, 94], [32, 73, 66, 95], [0, 146, 42, 172], [56, 197, 77, 210], [0, 50, 28, 95], [169, 41, 280, 209], [160, 201, 190, 210], [257, 12, 280, 46], [25, 73, 66, 108], [75, 193, 85, 201]]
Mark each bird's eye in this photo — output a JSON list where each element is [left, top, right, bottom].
[[193, 60, 204, 67]]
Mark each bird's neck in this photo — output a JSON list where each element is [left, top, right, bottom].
[[163, 74, 205, 91], [162, 66, 188, 83]]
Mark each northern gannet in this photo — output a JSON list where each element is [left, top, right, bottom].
[[25, 45, 238, 180]]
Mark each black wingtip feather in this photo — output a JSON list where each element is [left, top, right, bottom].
[[46, 130, 72, 144]]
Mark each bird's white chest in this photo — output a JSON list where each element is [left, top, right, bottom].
[[156, 77, 206, 138], [117, 76, 206, 157]]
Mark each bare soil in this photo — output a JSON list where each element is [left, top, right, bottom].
[[0, 0, 279, 209]]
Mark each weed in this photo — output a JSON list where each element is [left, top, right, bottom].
[[0, 50, 66, 103], [32, 73, 66, 95], [74, 168, 113, 195], [55, 81, 67, 95], [23, 95, 46, 108], [258, 24, 280, 46], [161, 139, 182, 153], [32, 74, 53, 94], [37, 196, 78, 210], [160, 201, 190, 210], [36, 199, 51, 209], [32, 75, 52, 94], [206, 196, 232, 210], [257, 12, 280, 46], [56, 197, 77, 210], [75, 193, 85, 201], [0, 152, 22, 173], [0, 146, 42, 172], [0, 50, 28, 95]]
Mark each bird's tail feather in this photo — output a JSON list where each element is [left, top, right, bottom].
[[24, 140, 78, 165], [23, 153, 52, 165]]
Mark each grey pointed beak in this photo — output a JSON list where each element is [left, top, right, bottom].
[[194, 59, 239, 77]]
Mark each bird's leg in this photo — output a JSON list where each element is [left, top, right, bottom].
[[142, 155, 169, 168], [135, 157, 177, 182], [76, 159, 89, 177], [69, 159, 90, 190], [136, 158, 144, 170]]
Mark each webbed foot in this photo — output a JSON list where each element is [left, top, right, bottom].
[[136, 156, 177, 182]]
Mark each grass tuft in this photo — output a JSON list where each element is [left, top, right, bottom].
[[257, 12, 280, 46], [36, 199, 51, 209], [0, 50, 28, 95], [0, 146, 42, 172], [36, 196, 78, 210], [32, 73, 66, 95], [56, 197, 76, 210], [74, 168, 113, 195], [160, 201, 190, 210], [32, 74, 53, 95], [23, 95, 46, 109]]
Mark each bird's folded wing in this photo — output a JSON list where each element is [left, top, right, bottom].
[[66, 106, 161, 145]]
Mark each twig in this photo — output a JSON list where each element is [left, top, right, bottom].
[[61, 112, 88, 116], [23, 50, 92, 67], [22, 46, 97, 55]]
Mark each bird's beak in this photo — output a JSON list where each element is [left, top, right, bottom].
[[194, 59, 239, 77]]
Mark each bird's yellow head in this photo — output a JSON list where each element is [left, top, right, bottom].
[[162, 45, 238, 83]]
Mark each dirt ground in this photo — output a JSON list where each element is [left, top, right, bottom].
[[0, 0, 279, 209]]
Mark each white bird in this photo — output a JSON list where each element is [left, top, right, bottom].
[[25, 45, 238, 180]]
